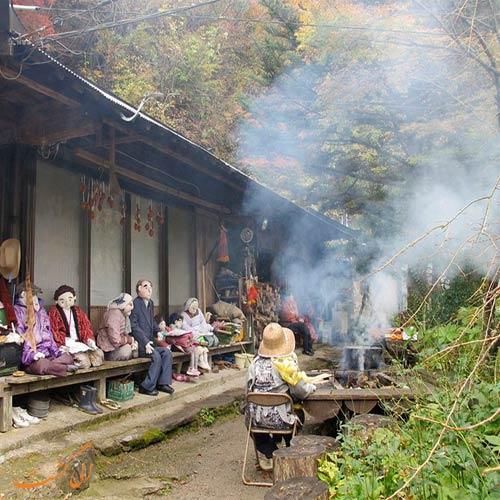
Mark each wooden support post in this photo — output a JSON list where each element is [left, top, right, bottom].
[[273, 443, 326, 483], [265, 478, 329, 500], [0, 0, 12, 56], [202, 264, 207, 313], [94, 377, 107, 403], [0, 390, 13, 432]]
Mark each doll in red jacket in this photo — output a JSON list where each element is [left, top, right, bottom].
[[48, 285, 104, 369]]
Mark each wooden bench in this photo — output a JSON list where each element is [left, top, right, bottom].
[[0, 341, 251, 432]]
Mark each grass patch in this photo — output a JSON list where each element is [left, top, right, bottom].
[[165, 399, 242, 440], [193, 400, 241, 428], [127, 428, 166, 450]]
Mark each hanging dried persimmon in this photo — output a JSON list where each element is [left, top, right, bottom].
[[156, 203, 165, 225], [120, 195, 126, 226], [134, 201, 141, 232]]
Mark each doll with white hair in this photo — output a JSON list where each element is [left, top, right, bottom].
[[181, 297, 219, 348]]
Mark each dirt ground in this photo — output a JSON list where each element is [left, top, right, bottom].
[[83, 414, 268, 499], [0, 347, 336, 499]]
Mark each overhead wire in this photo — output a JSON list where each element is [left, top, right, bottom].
[[10, 0, 100, 41], [16, 0, 224, 41], [13, 2, 459, 45], [11, 4, 140, 14], [169, 14, 452, 37]]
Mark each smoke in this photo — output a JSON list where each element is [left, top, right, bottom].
[[236, 2, 499, 342]]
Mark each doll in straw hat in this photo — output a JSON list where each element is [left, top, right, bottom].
[[245, 323, 318, 470]]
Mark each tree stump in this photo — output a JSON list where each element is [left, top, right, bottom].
[[265, 477, 329, 500], [291, 434, 339, 452], [273, 443, 326, 483]]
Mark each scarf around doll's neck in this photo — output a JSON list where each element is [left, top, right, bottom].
[[272, 353, 311, 386], [0, 276, 16, 326], [56, 304, 80, 338]]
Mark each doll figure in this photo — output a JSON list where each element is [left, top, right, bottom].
[[97, 293, 139, 361], [156, 313, 201, 377], [14, 282, 76, 377], [130, 280, 173, 396], [181, 297, 219, 348], [48, 285, 104, 369]]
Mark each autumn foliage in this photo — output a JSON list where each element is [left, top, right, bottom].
[[14, 0, 58, 36]]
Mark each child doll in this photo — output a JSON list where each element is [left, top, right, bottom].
[[156, 313, 202, 377]]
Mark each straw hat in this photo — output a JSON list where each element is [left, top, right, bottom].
[[283, 327, 296, 352], [0, 239, 21, 280], [258, 323, 295, 358]]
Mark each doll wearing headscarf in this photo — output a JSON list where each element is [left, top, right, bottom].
[[96, 293, 138, 361]]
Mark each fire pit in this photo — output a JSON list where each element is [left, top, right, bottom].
[[342, 345, 383, 372], [302, 329, 426, 421], [303, 369, 416, 420]]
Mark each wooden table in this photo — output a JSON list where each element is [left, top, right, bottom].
[[304, 379, 425, 420]]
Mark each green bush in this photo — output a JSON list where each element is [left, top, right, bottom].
[[318, 299, 499, 498], [318, 380, 499, 499], [406, 267, 485, 327]]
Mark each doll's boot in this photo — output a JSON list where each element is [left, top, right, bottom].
[[195, 346, 207, 371], [204, 349, 212, 372], [198, 350, 211, 372], [187, 367, 200, 377], [87, 385, 104, 414], [187, 351, 200, 377], [78, 385, 99, 415]]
